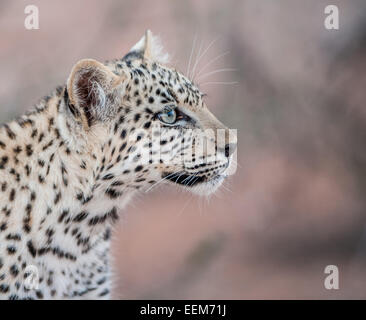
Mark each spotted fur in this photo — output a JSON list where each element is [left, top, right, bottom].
[[0, 31, 236, 299]]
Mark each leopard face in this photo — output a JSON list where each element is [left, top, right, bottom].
[[59, 31, 237, 198]]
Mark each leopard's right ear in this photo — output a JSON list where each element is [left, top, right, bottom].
[[123, 30, 170, 64], [66, 59, 124, 128]]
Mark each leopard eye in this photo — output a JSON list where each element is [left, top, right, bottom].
[[157, 107, 177, 124]]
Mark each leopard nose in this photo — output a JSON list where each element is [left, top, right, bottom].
[[224, 143, 237, 158]]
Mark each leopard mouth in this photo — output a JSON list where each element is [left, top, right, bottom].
[[162, 171, 227, 187], [162, 172, 206, 186]]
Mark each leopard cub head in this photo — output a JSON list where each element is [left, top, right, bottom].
[[58, 31, 237, 197]]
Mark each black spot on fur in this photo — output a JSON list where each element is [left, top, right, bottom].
[[105, 189, 122, 199], [73, 211, 89, 222], [27, 240, 37, 258], [134, 113, 141, 122], [9, 264, 19, 277], [135, 165, 143, 172], [7, 245, 16, 255]]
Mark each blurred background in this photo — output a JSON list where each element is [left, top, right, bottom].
[[1, 0, 366, 299]]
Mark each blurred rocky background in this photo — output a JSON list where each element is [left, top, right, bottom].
[[1, 0, 366, 298]]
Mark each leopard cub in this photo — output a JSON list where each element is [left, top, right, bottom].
[[0, 31, 236, 299]]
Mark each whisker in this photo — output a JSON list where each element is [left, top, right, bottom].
[[181, 173, 196, 185], [175, 193, 194, 217], [191, 37, 220, 81], [196, 51, 230, 78], [185, 173, 198, 186], [187, 175, 200, 187], [174, 171, 186, 184], [220, 181, 233, 194], [144, 171, 180, 193], [197, 68, 237, 80], [186, 35, 198, 77], [199, 81, 238, 86], [190, 38, 203, 79]]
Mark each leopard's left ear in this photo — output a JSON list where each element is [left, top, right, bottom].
[[66, 59, 124, 128], [123, 30, 170, 64]]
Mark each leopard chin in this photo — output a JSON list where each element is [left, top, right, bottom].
[[189, 174, 226, 195]]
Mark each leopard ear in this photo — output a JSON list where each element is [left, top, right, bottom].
[[123, 30, 170, 64], [66, 59, 121, 127]]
